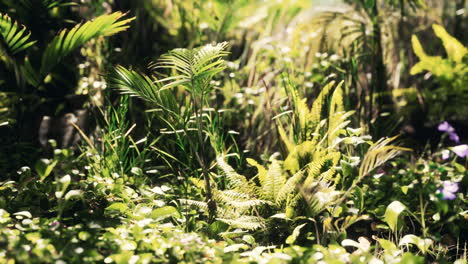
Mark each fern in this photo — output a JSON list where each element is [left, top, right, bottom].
[[259, 158, 285, 201], [216, 157, 250, 191], [358, 136, 411, 180], [0, 13, 36, 55], [217, 216, 266, 230], [309, 81, 335, 133], [276, 169, 306, 205]]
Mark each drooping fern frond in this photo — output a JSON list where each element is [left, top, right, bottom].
[[0, 13, 36, 55], [260, 158, 286, 201], [275, 168, 306, 205], [40, 12, 134, 77], [217, 216, 266, 230], [179, 198, 228, 217], [216, 157, 251, 191], [358, 136, 411, 180]]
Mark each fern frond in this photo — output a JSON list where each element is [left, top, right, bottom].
[[329, 80, 345, 116], [284, 140, 317, 173], [309, 81, 335, 131], [0, 13, 36, 55], [217, 216, 266, 230], [179, 199, 208, 210], [226, 199, 272, 210], [179, 199, 227, 217], [302, 152, 340, 188], [276, 169, 306, 205], [359, 136, 411, 179], [216, 157, 250, 191], [327, 111, 355, 147], [261, 158, 286, 201], [247, 158, 268, 187], [40, 12, 134, 76]]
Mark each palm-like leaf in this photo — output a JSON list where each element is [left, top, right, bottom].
[[154, 42, 229, 91], [0, 13, 36, 55], [40, 12, 134, 76], [109, 65, 161, 104]]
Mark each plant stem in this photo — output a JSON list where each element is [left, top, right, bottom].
[[191, 82, 216, 223]]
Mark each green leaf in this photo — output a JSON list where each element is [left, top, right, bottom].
[[150, 206, 180, 220], [0, 13, 36, 55], [384, 201, 406, 232], [399, 234, 433, 254], [64, 190, 83, 200], [432, 24, 467, 63], [242, 235, 256, 245], [286, 223, 307, 245], [35, 159, 58, 181], [105, 203, 130, 214], [364, 0, 375, 9], [39, 12, 134, 79]]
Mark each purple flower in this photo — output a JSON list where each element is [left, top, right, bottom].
[[438, 121, 460, 143], [438, 121, 455, 133], [438, 181, 459, 200], [452, 144, 468, 158], [449, 132, 460, 143], [441, 149, 450, 160]]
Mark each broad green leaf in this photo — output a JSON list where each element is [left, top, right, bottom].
[[399, 234, 433, 254], [105, 203, 130, 214], [150, 206, 180, 220], [286, 223, 306, 245], [432, 24, 467, 63], [35, 159, 58, 181], [384, 201, 406, 232], [377, 238, 400, 256], [64, 190, 83, 200]]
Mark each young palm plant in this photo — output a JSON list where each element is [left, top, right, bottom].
[[109, 42, 230, 222]]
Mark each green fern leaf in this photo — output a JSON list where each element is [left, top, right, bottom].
[[217, 216, 266, 230], [217, 157, 250, 191]]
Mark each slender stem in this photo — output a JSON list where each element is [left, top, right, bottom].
[[191, 81, 216, 222], [419, 193, 427, 237]]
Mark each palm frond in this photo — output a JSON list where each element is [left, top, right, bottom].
[[0, 13, 36, 55], [40, 12, 134, 77], [155, 42, 229, 91], [109, 65, 161, 104]]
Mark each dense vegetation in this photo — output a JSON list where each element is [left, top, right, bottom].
[[0, 0, 466, 263]]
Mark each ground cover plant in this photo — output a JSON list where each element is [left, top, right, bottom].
[[0, 0, 466, 263]]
